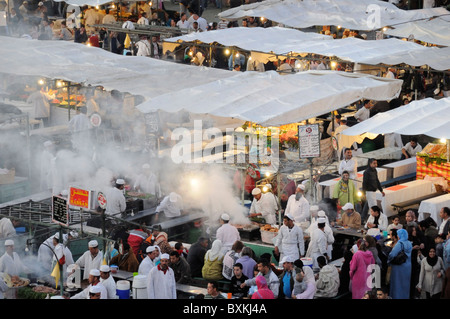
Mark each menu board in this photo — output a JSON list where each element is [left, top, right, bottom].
[[69, 187, 90, 209], [298, 124, 321, 158], [52, 195, 68, 226]]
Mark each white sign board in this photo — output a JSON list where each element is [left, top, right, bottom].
[[298, 124, 320, 158]]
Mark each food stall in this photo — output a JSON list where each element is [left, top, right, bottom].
[[416, 143, 450, 184]]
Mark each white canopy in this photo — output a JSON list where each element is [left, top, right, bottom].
[[385, 16, 450, 47], [137, 70, 403, 127], [0, 36, 234, 99], [218, 0, 449, 31], [52, 0, 113, 7], [163, 27, 450, 70], [342, 97, 450, 139]]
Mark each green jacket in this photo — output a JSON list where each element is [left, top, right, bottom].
[[332, 178, 359, 206]]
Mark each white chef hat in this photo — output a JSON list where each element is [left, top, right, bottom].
[[4, 239, 14, 246], [342, 202, 354, 210], [297, 184, 306, 191], [88, 240, 98, 248], [317, 217, 327, 224], [69, 230, 79, 238], [116, 178, 125, 185], [100, 265, 110, 272], [221, 213, 230, 221], [284, 214, 295, 221], [146, 245, 156, 253], [160, 253, 170, 260], [318, 210, 326, 217], [310, 205, 319, 211], [169, 192, 178, 203], [90, 269, 100, 276], [251, 188, 261, 195], [89, 285, 102, 294]]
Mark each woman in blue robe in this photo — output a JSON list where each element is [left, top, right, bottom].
[[388, 228, 413, 299]]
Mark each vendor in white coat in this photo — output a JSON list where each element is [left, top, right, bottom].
[[0, 217, 19, 239], [155, 192, 183, 221], [285, 184, 310, 225], [249, 187, 278, 225], [99, 265, 117, 299], [105, 179, 127, 218], [26, 87, 55, 127], [0, 240, 29, 277], [306, 210, 334, 258], [305, 218, 328, 271], [74, 240, 103, 280], [146, 253, 177, 299], [133, 163, 161, 197], [364, 205, 388, 231], [274, 214, 305, 262], [138, 245, 159, 276], [216, 213, 240, 254]]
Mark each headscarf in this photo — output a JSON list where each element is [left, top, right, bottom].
[[426, 248, 438, 267], [251, 275, 274, 299], [155, 232, 168, 245], [205, 239, 224, 261], [397, 228, 409, 242]]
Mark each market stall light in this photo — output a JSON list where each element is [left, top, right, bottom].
[[235, 53, 240, 58], [260, 17, 266, 22], [56, 80, 63, 87], [330, 61, 337, 69], [357, 191, 363, 197], [262, 186, 268, 192], [38, 79, 45, 85], [265, 172, 271, 177], [440, 138, 447, 143], [225, 49, 230, 55], [190, 178, 199, 188], [337, 25, 341, 29], [382, 27, 388, 32]]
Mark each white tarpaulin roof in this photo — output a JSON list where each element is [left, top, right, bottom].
[[52, 0, 113, 6], [385, 16, 450, 47], [163, 27, 450, 70], [137, 70, 403, 126], [342, 97, 450, 139], [0, 36, 234, 99], [218, 0, 449, 31]]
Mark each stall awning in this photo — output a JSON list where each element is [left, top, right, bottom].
[[385, 16, 450, 47], [0, 36, 234, 99], [342, 97, 450, 139], [163, 27, 450, 70], [137, 70, 403, 127], [218, 0, 449, 31]]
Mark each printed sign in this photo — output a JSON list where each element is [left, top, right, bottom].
[[97, 192, 107, 209], [69, 187, 90, 209], [298, 124, 321, 158], [52, 196, 68, 226]]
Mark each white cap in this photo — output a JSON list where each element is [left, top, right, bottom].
[[169, 192, 178, 203], [221, 213, 230, 221], [280, 255, 293, 264], [142, 163, 150, 169], [284, 214, 295, 221], [160, 253, 170, 260], [89, 285, 102, 293], [38, 1, 43, 6], [342, 203, 354, 210], [318, 210, 326, 217], [146, 246, 156, 253], [297, 184, 306, 190], [69, 230, 78, 238], [4, 239, 14, 246], [310, 205, 319, 211], [100, 265, 110, 272], [53, 232, 60, 240], [89, 269, 100, 276], [317, 217, 327, 224], [88, 240, 98, 248], [252, 188, 261, 195], [116, 179, 125, 185]]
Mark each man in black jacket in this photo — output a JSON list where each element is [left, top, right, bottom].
[[361, 158, 385, 224], [186, 237, 209, 277], [169, 250, 192, 284]]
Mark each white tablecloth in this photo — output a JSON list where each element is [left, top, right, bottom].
[[320, 167, 387, 198], [376, 179, 436, 217], [382, 157, 417, 179], [418, 193, 450, 227]]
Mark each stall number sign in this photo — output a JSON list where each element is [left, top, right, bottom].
[[298, 124, 320, 158], [69, 187, 90, 209], [52, 195, 68, 226]]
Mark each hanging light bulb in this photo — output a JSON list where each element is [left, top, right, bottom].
[[38, 79, 45, 85], [225, 49, 230, 55]]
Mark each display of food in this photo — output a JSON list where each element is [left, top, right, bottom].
[[260, 224, 278, 232], [32, 285, 59, 294], [125, 191, 154, 199], [8, 275, 30, 288], [418, 143, 447, 159]]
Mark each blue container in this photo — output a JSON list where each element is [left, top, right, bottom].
[[116, 280, 130, 299]]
